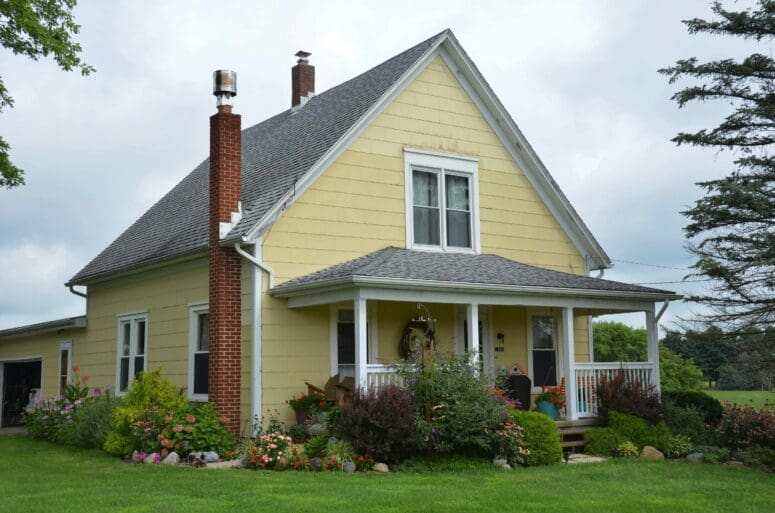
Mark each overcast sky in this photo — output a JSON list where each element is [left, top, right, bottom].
[[0, 0, 759, 332]]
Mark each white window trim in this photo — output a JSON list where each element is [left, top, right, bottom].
[[58, 340, 73, 396], [404, 148, 481, 254], [188, 302, 209, 402], [329, 303, 379, 377], [526, 309, 563, 394], [115, 312, 148, 396]]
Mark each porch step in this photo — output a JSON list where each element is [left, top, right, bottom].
[[556, 417, 602, 453], [561, 439, 586, 448]]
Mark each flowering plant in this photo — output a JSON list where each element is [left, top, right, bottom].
[[352, 452, 375, 472], [489, 421, 529, 466], [62, 365, 90, 402], [244, 432, 293, 470], [535, 388, 566, 410], [287, 390, 329, 412]]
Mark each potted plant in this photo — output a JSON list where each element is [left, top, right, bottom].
[[287, 390, 328, 425], [288, 423, 308, 444], [534, 387, 566, 420]]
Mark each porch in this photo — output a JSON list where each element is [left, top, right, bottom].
[[270, 247, 679, 420]]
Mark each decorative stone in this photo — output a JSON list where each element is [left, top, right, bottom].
[[309, 457, 323, 472], [686, 453, 704, 464], [190, 457, 207, 468], [162, 452, 180, 465], [327, 437, 338, 446], [492, 457, 511, 469], [309, 423, 328, 436], [131, 450, 139, 460], [206, 459, 244, 469], [372, 462, 389, 473], [143, 453, 160, 464], [640, 446, 665, 461], [342, 461, 356, 473], [202, 451, 220, 463], [726, 460, 745, 468]]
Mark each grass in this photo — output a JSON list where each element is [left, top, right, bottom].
[[706, 389, 774, 410], [1, 436, 774, 513]]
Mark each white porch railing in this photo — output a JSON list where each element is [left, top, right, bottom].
[[574, 362, 656, 418], [338, 363, 402, 389]]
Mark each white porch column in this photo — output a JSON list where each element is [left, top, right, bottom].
[[354, 297, 368, 391], [646, 307, 661, 394], [562, 307, 579, 420], [466, 303, 479, 370]]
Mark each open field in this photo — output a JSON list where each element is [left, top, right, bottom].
[[1, 436, 773, 513], [706, 390, 774, 410]]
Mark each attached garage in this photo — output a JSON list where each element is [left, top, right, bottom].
[[0, 316, 86, 428]]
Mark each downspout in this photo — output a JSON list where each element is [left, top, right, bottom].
[[234, 241, 274, 435], [595, 268, 605, 279], [68, 285, 87, 299]]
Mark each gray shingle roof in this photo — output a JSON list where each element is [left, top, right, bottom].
[[0, 316, 86, 340], [68, 31, 446, 284], [271, 247, 677, 297]]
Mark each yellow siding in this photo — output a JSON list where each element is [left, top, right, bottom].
[[0, 330, 84, 400], [261, 55, 590, 421]]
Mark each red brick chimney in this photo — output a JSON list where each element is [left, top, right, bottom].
[[209, 70, 242, 435], [291, 50, 314, 107]]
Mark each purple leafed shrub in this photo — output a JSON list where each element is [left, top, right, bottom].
[[596, 370, 665, 425], [716, 404, 775, 450], [335, 385, 416, 463]]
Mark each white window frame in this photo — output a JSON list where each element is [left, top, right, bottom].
[[58, 340, 73, 397], [329, 303, 378, 377], [115, 311, 148, 396], [188, 303, 209, 402], [404, 147, 480, 253], [526, 309, 563, 394]]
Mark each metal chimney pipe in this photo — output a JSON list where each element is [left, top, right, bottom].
[[213, 70, 237, 108]]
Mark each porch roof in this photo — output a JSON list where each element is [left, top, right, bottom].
[[270, 247, 681, 309]]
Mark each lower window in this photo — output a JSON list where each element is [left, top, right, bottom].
[[531, 315, 557, 387], [189, 305, 209, 400], [117, 313, 148, 393]]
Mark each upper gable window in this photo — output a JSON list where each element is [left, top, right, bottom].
[[404, 148, 479, 252]]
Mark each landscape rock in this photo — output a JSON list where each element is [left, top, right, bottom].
[[726, 461, 745, 468], [686, 453, 704, 464], [202, 451, 220, 463], [492, 457, 511, 469], [143, 453, 160, 464], [309, 457, 323, 472], [373, 462, 389, 473], [640, 446, 665, 461], [309, 423, 328, 436], [343, 461, 356, 473], [206, 459, 244, 469], [162, 452, 180, 465], [190, 457, 207, 468]]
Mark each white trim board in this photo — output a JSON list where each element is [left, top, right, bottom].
[[238, 31, 610, 270]]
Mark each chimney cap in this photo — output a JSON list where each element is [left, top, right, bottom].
[[213, 69, 237, 107], [295, 50, 312, 63]]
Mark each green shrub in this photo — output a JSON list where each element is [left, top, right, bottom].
[[510, 410, 562, 466], [303, 434, 330, 459], [615, 441, 639, 457], [665, 434, 693, 458], [665, 402, 717, 446], [24, 398, 77, 445], [73, 395, 121, 449], [663, 391, 723, 424], [608, 411, 671, 451], [400, 353, 510, 457], [585, 428, 626, 456], [738, 445, 775, 471], [694, 445, 730, 464]]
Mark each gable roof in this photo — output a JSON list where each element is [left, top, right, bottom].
[[271, 247, 677, 301], [0, 315, 86, 340], [69, 29, 609, 285]]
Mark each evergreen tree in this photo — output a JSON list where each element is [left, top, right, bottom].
[[660, 1, 775, 333], [0, 0, 93, 188]]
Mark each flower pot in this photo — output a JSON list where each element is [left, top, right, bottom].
[[536, 400, 559, 420], [294, 407, 308, 425]]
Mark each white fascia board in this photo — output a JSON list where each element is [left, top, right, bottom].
[[241, 35, 449, 244], [437, 36, 611, 270]]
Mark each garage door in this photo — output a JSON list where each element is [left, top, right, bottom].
[[1, 361, 42, 427]]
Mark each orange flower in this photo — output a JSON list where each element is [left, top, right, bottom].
[[172, 424, 183, 433], [72, 364, 80, 373], [82, 375, 89, 382], [319, 401, 325, 408], [185, 415, 196, 423]]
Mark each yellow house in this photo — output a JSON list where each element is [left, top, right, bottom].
[[0, 30, 679, 435]]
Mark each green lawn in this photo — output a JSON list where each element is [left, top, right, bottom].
[[1, 437, 773, 513], [706, 389, 775, 410]]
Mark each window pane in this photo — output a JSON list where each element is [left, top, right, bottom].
[[532, 316, 554, 349], [60, 349, 69, 378], [446, 210, 471, 248], [533, 351, 557, 387], [136, 321, 146, 355], [337, 322, 355, 365], [198, 313, 209, 352], [122, 323, 131, 356], [445, 174, 469, 210], [194, 353, 208, 395], [413, 206, 440, 245], [134, 356, 144, 376], [119, 357, 129, 392], [412, 170, 438, 207]]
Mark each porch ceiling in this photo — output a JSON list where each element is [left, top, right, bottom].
[[270, 247, 681, 311]]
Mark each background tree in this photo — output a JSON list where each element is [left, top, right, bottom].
[[659, 1, 774, 333], [592, 322, 703, 392], [0, 0, 93, 188], [663, 326, 733, 387]]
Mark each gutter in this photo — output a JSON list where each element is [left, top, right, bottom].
[[68, 285, 87, 299]]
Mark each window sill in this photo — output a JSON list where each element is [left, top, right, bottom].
[[409, 244, 478, 255], [189, 394, 209, 403]]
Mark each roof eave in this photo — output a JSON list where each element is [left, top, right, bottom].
[[0, 316, 87, 341]]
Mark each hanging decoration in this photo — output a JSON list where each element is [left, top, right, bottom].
[[398, 304, 436, 359]]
